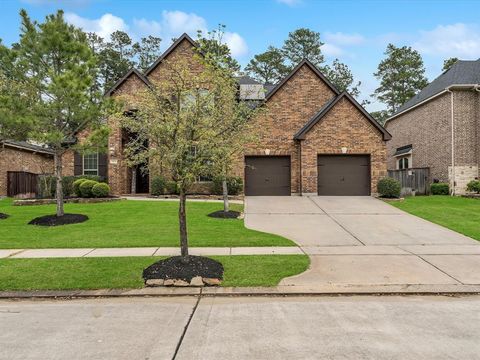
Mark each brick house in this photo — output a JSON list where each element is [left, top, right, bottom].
[[385, 59, 480, 195], [0, 140, 54, 196], [75, 33, 391, 196]]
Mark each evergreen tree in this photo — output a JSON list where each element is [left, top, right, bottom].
[[245, 46, 289, 84], [442, 57, 459, 72], [282, 28, 324, 67]]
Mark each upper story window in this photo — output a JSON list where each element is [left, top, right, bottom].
[[83, 153, 99, 175]]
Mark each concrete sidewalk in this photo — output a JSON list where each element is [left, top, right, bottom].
[[0, 246, 304, 258]]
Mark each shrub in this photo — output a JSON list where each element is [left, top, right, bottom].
[[92, 182, 110, 197], [431, 182, 449, 195], [79, 180, 98, 198], [165, 181, 178, 195], [151, 176, 167, 196], [377, 177, 401, 198], [212, 176, 243, 196], [73, 178, 88, 197], [466, 180, 480, 194]]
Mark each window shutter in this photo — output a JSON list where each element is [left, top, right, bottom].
[[74, 152, 83, 175], [98, 153, 108, 179]]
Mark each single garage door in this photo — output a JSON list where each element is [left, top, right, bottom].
[[245, 156, 291, 196], [317, 155, 370, 196]]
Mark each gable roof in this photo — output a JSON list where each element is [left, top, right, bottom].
[[294, 92, 392, 141], [1, 140, 54, 155], [105, 68, 150, 97], [388, 59, 480, 121], [265, 59, 340, 101], [144, 33, 197, 76]]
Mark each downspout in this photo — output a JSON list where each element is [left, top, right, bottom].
[[297, 140, 303, 196], [446, 86, 455, 195], [475, 86, 480, 181]]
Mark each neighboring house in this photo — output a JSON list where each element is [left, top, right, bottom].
[[82, 33, 392, 196], [385, 59, 480, 195], [0, 140, 54, 196]]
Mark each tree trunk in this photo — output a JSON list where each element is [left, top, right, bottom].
[[222, 178, 229, 213], [131, 166, 137, 194], [54, 152, 64, 217], [178, 187, 189, 258]]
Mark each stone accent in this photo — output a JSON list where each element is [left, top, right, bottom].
[[190, 276, 204, 287], [449, 165, 479, 195], [145, 279, 164, 286], [173, 279, 189, 287], [0, 146, 53, 196], [144, 276, 221, 287]]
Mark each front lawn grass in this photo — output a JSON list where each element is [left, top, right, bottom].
[[389, 195, 480, 241], [0, 255, 309, 290], [0, 198, 294, 248]]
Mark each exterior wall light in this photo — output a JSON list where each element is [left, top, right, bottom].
[[265, 149, 271, 155], [341, 147, 348, 154]]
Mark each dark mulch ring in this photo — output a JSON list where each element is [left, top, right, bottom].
[[0, 213, 9, 219], [207, 210, 241, 219], [28, 213, 89, 226], [143, 255, 224, 283]]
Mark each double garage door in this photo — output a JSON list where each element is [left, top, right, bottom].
[[245, 155, 370, 196]]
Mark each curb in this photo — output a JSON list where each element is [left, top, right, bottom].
[[2, 285, 480, 299]]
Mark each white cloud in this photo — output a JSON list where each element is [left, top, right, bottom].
[[322, 43, 344, 57], [224, 32, 248, 57], [413, 23, 480, 58], [65, 12, 128, 39], [276, 0, 302, 6], [65, 10, 248, 58], [325, 32, 365, 45]]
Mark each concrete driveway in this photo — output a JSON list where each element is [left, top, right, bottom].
[[245, 196, 480, 288]]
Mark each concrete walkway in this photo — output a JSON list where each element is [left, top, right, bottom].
[[244, 196, 480, 288], [0, 246, 303, 259]]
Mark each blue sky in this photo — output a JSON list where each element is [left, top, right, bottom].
[[2, 0, 480, 111]]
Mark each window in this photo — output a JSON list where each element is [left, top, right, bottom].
[[398, 157, 409, 170], [83, 153, 99, 175]]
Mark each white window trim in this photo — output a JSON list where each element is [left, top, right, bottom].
[[397, 154, 412, 170], [83, 152, 99, 175]]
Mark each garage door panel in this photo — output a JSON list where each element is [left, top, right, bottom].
[[245, 156, 291, 196], [318, 155, 370, 196]]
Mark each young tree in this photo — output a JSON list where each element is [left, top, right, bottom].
[[373, 44, 428, 114], [442, 57, 459, 72], [132, 35, 162, 72], [282, 28, 325, 67], [116, 55, 256, 258], [11, 10, 106, 217], [245, 46, 289, 84]]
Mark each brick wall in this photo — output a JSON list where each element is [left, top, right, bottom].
[[0, 146, 53, 196], [232, 64, 337, 194], [301, 97, 387, 194]]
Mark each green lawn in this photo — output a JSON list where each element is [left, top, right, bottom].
[[0, 198, 294, 249], [0, 255, 309, 290], [389, 195, 480, 241]]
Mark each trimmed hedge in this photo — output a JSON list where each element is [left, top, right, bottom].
[[73, 178, 88, 197], [431, 182, 449, 195], [466, 180, 480, 194], [212, 176, 243, 196], [79, 180, 98, 198], [377, 177, 401, 198], [165, 181, 178, 195], [92, 182, 110, 197], [151, 176, 167, 196], [38, 175, 104, 198]]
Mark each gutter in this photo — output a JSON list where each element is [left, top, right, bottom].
[[385, 84, 480, 124]]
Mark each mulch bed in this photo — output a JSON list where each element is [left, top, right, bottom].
[[28, 213, 89, 226], [207, 210, 241, 219], [143, 255, 224, 282], [0, 213, 9, 219]]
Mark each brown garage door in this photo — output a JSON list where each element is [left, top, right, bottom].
[[245, 156, 291, 196], [317, 155, 370, 196]]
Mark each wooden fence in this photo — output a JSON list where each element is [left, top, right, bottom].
[[387, 168, 430, 196], [7, 171, 39, 198]]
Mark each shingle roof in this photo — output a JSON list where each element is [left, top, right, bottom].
[[1, 140, 54, 155], [392, 59, 480, 116]]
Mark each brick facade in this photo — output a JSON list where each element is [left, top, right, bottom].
[[386, 89, 479, 194], [0, 145, 53, 196], [91, 34, 389, 196]]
